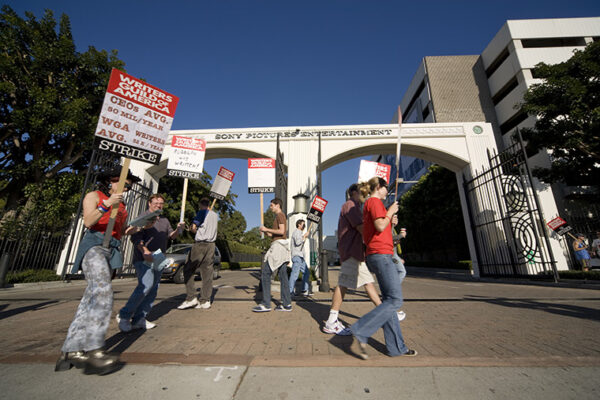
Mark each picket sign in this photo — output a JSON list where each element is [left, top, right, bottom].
[[93, 69, 178, 248]]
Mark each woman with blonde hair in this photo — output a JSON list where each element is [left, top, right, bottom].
[[349, 176, 417, 359]]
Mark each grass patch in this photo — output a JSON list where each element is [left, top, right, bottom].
[[6, 269, 61, 284]]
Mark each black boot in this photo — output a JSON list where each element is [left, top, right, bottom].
[[83, 349, 122, 375], [55, 351, 88, 371]]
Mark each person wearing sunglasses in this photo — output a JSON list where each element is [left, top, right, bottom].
[[56, 168, 143, 376]]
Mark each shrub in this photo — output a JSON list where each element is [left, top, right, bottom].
[[6, 269, 62, 284], [220, 261, 261, 270]]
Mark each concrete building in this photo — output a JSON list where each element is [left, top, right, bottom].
[[397, 17, 599, 203]]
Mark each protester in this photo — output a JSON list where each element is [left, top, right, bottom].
[[253, 198, 292, 312], [591, 231, 600, 259], [349, 177, 417, 359], [323, 183, 382, 335], [289, 219, 311, 297], [56, 168, 143, 375], [573, 233, 591, 272], [117, 194, 184, 331], [392, 226, 407, 321], [177, 198, 218, 310]]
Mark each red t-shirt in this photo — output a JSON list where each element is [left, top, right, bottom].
[[363, 197, 393, 255], [90, 191, 128, 240]]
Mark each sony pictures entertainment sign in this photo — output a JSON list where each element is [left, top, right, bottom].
[[167, 136, 206, 180], [94, 69, 179, 164]]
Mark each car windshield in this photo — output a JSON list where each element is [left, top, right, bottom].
[[165, 245, 192, 255]]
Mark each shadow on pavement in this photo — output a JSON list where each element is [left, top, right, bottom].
[[466, 294, 600, 321], [0, 301, 58, 321]]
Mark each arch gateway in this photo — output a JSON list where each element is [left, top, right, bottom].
[[127, 122, 568, 279]]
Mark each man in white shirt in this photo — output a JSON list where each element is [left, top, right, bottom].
[[289, 219, 311, 296], [177, 198, 218, 310]]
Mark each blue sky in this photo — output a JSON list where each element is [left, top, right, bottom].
[[6, 1, 600, 235]]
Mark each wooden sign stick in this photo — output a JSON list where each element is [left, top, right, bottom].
[[179, 178, 189, 223], [102, 158, 132, 248], [209, 198, 217, 211], [260, 192, 264, 239]]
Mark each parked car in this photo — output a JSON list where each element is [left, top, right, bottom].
[[161, 244, 221, 283]]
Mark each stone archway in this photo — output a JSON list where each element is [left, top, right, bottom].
[[129, 122, 567, 277]]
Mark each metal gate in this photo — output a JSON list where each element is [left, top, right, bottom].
[[60, 150, 152, 278], [463, 131, 558, 280]]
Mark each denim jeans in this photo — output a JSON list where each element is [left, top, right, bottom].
[[350, 253, 409, 356], [288, 256, 310, 294], [119, 261, 161, 324], [392, 248, 406, 282], [261, 261, 291, 307]]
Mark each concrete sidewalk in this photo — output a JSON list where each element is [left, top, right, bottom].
[[1, 267, 600, 398]]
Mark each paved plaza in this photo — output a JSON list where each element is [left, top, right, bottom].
[[1, 267, 599, 399]]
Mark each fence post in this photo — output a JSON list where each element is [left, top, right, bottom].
[[0, 252, 12, 288]]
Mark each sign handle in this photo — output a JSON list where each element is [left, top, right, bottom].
[[395, 105, 403, 201], [102, 158, 132, 248], [209, 198, 217, 211], [179, 178, 188, 224], [260, 192, 264, 239]]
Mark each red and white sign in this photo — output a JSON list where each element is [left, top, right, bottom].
[[307, 196, 328, 224], [94, 69, 179, 164], [248, 158, 276, 193], [546, 216, 572, 236], [166, 135, 206, 180], [210, 166, 236, 200], [358, 160, 392, 184]]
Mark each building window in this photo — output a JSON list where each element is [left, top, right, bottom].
[[486, 46, 510, 78], [421, 104, 430, 120], [492, 76, 519, 105], [521, 37, 587, 48], [404, 80, 426, 119], [500, 111, 528, 135]]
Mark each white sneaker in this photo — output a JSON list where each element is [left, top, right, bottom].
[[323, 320, 351, 335], [195, 301, 211, 309], [177, 298, 199, 310], [116, 314, 132, 332], [132, 318, 156, 330], [397, 311, 406, 321]]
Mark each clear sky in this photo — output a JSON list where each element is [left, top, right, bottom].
[[5, 0, 600, 235]]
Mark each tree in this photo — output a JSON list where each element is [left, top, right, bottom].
[[218, 210, 246, 241], [397, 165, 469, 263], [519, 41, 600, 191], [0, 6, 125, 215], [158, 173, 237, 243]]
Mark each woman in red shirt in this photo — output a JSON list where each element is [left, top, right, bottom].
[[349, 177, 417, 359], [56, 168, 143, 375]]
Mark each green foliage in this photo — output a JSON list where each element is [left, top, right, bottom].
[[240, 226, 272, 251], [157, 173, 237, 242], [6, 269, 61, 283], [218, 210, 246, 242], [519, 41, 600, 192], [0, 6, 126, 214], [220, 261, 261, 270], [539, 269, 600, 281], [397, 165, 470, 262], [227, 240, 262, 255]]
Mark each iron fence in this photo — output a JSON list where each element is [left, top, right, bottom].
[[0, 229, 68, 274], [463, 131, 557, 279]]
